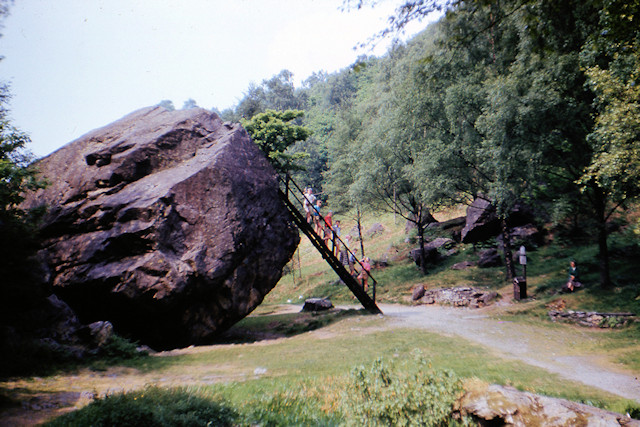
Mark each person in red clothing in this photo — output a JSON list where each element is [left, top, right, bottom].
[[358, 256, 371, 291], [323, 211, 333, 247]]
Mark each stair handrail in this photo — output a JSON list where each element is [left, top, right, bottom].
[[280, 174, 378, 302]]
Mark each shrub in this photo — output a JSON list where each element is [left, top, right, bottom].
[[341, 355, 471, 426], [98, 334, 147, 361], [45, 386, 238, 427]]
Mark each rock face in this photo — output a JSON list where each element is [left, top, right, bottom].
[[461, 198, 500, 243], [461, 198, 538, 244], [410, 237, 455, 267], [23, 106, 299, 349], [461, 383, 640, 426], [412, 286, 498, 308]]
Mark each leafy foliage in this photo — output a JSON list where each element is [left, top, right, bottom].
[[342, 355, 468, 426], [0, 98, 48, 330], [241, 109, 310, 173]]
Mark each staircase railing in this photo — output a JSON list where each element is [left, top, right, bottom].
[[279, 174, 382, 315]]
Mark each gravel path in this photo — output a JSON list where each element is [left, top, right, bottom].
[[378, 303, 640, 402]]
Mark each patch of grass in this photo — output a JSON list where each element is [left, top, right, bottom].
[[45, 386, 238, 427], [222, 308, 366, 341]]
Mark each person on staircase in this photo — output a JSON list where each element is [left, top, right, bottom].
[[358, 256, 372, 292], [312, 199, 323, 234], [323, 211, 333, 248], [332, 220, 341, 256], [303, 188, 316, 224]]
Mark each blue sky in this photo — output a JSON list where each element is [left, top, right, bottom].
[[0, 0, 436, 157]]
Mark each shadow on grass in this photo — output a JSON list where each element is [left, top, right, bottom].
[[213, 308, 369, 344]]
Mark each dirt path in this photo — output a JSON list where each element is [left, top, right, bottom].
[[377, 303, 640, 402]]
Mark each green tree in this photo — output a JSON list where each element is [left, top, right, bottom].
[[0, 98, 48, 327], [157, 99, 175, 111], [234, 69, 307, 120], [181, 98, 198, 109], [241, 109, 311, 174], [578, 0, 640, 288]]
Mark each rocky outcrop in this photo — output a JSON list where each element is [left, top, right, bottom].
[[477, 248, 502, 268], [412, 286, 498, 308], [549, 310, 637, 328], [461, 198, 538, 244], [461, 198, 500, 243], [302, 298, 333, 312], [461, 383, 640, 426], [410, 238, 455, 267], [23, 106, 299, 350]]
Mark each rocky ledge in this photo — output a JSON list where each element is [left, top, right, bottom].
[[412, 286, 499, 308], [548, 310, 637, 328]]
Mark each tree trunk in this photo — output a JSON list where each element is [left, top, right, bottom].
[[594, 188, 612, 289], [501, 218, 515, 281], [417, 220, 428, 275], [356, 206, 365, 258]]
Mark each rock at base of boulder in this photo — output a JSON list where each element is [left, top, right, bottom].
[[301, 298, 334, 312], [78, 321, 114, 348]]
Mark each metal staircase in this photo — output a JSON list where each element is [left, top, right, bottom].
[[279, 175, 382, 315]]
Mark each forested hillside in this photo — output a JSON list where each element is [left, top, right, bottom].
[[222, 0, 640, 291]]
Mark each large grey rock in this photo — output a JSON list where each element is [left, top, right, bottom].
[[23, 106, 299, 349], [477, 248, 502, 268], [461, 383, 640, 426], [410, 238, 455, 267], [462, 198, 538, 244], [302, 298, 333, 312], [461, 198, 500, 243]]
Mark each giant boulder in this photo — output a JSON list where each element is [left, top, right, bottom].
[[23, 106, 299, 350]]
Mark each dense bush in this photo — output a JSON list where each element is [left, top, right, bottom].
[[341, 355, 470, 426]]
